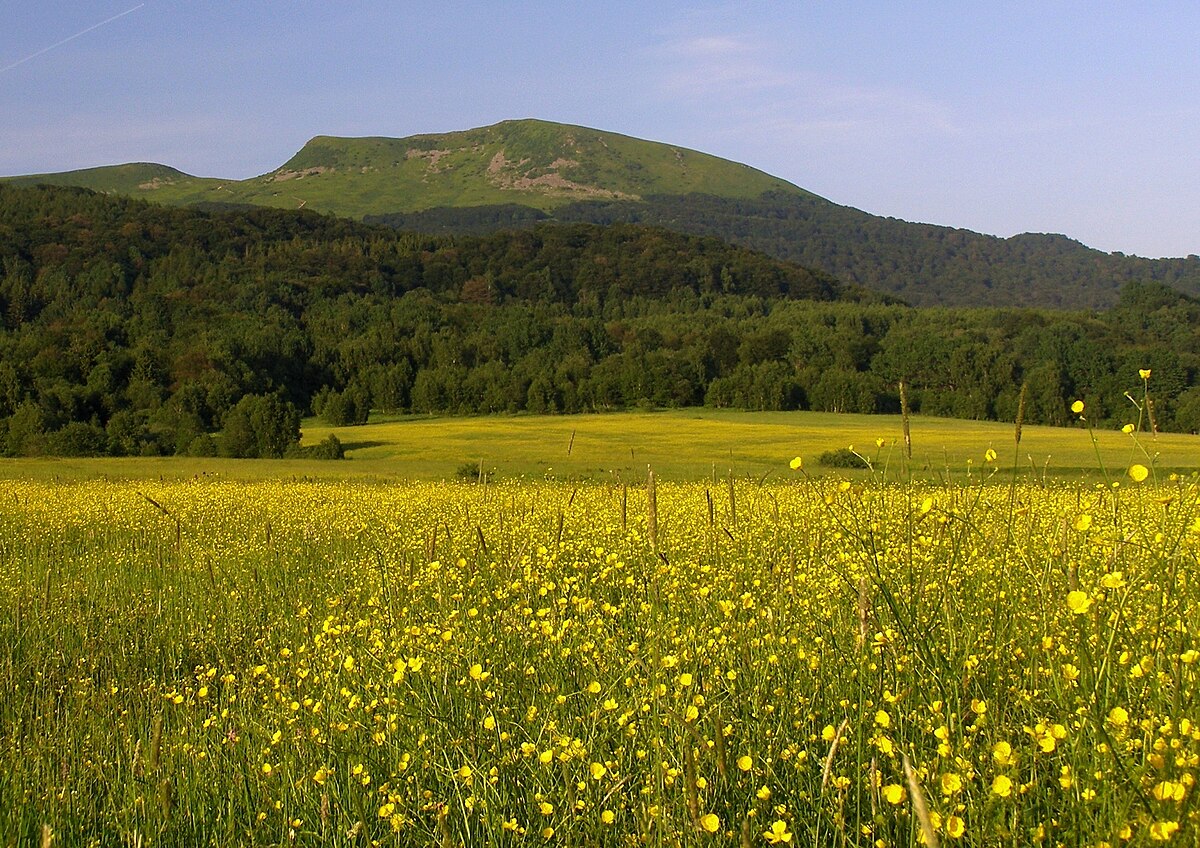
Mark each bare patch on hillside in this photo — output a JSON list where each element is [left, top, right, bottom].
[[270, 166, 332, 182], [406, 148, 455, 172], [137, 178, 174, 190], [486, 148, 638, 200]]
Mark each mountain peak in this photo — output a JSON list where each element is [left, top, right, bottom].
[[245, 119, 800, 213]]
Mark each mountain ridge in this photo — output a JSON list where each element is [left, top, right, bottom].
[[6, 118, 1200, 308]]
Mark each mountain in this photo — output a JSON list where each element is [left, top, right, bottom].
[[4, 119, 800, 216], [7, 118, 1200, 308]]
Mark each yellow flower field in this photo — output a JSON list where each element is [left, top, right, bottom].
[[1, 472, 1197, 845]]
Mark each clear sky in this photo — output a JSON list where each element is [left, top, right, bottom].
[[2, 1, 1198, 258]]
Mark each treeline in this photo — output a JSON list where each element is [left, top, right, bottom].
[[369, 192, 1200, 310], [2, 184, 1199, 458]]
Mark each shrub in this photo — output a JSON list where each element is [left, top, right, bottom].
[[818, 447, 870, 469], [284, 434, 345, 460]]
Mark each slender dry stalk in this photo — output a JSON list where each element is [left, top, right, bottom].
[[899, 381, 912, 459], [713, 709, 727, 778], [856, 576, 872, 649], [682, 742, 700, 826], [820, 718, 850, 791], [902, 753, 939, 848], [1147, 396, 1159, 435], [727, 471, 737, 529], [869, 757, 880, 820], [40, 824, 52, 848], [1015, 382, 1028, 446], [158, 777, 173, 819], [148, 714, 163, 771], [647, 468, 659, 554]]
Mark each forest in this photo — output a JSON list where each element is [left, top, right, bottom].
[[2, 183, 1199, 458], [369, 192, 1200, 309]]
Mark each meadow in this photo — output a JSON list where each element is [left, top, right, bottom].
[[2, 408, 1198, 484], [1, 409, 1198, 845]]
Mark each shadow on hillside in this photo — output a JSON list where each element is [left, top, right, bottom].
[[339, 441, 387, 452]]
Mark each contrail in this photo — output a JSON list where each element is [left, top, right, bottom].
[[1, 4, 146, 74]]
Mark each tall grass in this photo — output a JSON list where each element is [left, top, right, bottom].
[[0, 463, 1197, 844]]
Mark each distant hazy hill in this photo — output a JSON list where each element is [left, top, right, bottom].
[[7, 118, 1200, 308]]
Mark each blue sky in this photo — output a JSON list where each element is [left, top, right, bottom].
[[2, 1, 1198, 258]]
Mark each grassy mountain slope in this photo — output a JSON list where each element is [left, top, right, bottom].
[[2, 120, 801, 217], [3, 162, 223, 203]]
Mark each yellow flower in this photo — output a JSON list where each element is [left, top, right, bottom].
[[992, 740, 1015, 766], [940, 772, 963, 795], [984, 448, 997, 463], [1139, 368, 1152, 380], [874, 710, 890, 728], [1107, 706, 1129, 726], [541, 826, 555, 839], [1152, 781, 1186, 802], [1074, 514, 1092, 531], [1128, 464, 1150, 483], [539, 801, 554, 816], [600, 810, 615, 825], [945, 815, 965, 839], [991, 774, 1013, 798], [737, 755, 753, 772], [882, 784, 905, 805], [789, 457, 803, 470], [1066, 590, 1092, 615], [1100, 571, 1126, 589], [589, 762, 607, 780], [698, 813, 721, 833], [586, 680, 601, 694], [1071, 400, 1085, 414], [762, 820, 792, 844], [1149, 821, 1179, 841], [1122, 423, 1136, 434]]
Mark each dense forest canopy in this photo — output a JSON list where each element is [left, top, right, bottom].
[[368, 192, 1200, 309], [1, 184, 1198, 458]]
